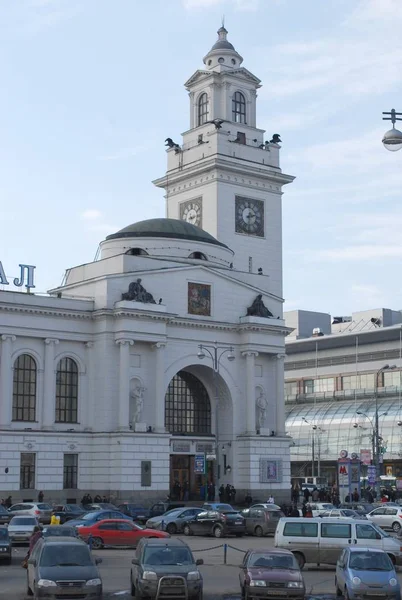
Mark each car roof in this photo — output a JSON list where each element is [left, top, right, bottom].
[[92, 519, 132, 523], [347, 547, 387, 554], [142, 538, 189, 547], [280, 517, 369, 523], [42, 536, 88, 545], [249, 548, 293, 556]]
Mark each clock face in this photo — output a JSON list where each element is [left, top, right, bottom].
[[180, 198, 202, 227], [235, 196, 264, 237]]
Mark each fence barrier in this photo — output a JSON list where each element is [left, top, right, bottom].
[[192, 543, 246, 565]]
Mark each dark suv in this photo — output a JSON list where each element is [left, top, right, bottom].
[[149, 502, 185, 518], [117, 504, 151, 524], [52, 504, 86, 524], [0, 505, 11, 526], [131, 537, 203, 600], [183, 509, 245, 538]]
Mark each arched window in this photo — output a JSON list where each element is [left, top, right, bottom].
[[56, 357, 78, 423], [165, 371, 211, 435], [232, 91, 246, 124], [12, 354, 37, 422], [126, 248, 149, 256], [188, 251, 207, 261], [198, 93, 209, 126]]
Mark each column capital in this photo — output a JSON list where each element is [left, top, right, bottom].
[[44, 338, 59, 346], [1, 334, 16, 343], [85, 342, 94, 349], [153, 342, 167, 350], [276, 353, 286, 360], [115, 338, 134, 347], [242, 350, 259, 358]]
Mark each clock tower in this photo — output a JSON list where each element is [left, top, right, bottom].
[[153, 26, 294, 298]]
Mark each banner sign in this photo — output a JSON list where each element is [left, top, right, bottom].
[[367, 465, 377, 485], [360, 449, 372, 466], [194, 454, 205, 474]]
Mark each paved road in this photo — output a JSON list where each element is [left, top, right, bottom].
[[1, 534, 399, 599]]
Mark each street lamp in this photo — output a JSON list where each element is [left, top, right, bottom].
[[382, 109, 402, 152], [302, 417, 323, 479], [197, 341, 235, 496], [356, 364, 396, 499]]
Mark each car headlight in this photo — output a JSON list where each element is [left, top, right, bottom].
[[389, 578, 398, 587], [287, 582, 304, 588], [250, 580, 266, 587], [86, 578, 102, 586], [142, 571, 158, 581], [352, 577, 361, 586], [37, 579, 57, 588], [187, 571, 201, 581]]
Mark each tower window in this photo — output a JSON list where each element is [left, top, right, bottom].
[[197, 93, 209, 126], [189, 252, 207, 261], [232, 91, 246, 124], [126, 248, 148, 256]]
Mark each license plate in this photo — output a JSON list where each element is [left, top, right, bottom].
[[235, 521, 243, 524], [138, 515, 145, 519], [266, 591, 286, 596]]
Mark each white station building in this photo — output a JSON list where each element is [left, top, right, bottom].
[[0, 26, 295, 503]]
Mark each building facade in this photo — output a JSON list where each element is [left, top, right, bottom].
[[284, 308, 402, 487], [0, 27, 294, 504]]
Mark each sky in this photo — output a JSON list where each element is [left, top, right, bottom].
[[0, 0, 401, 316]]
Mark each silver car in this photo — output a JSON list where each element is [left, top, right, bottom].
[[8, 516, 39, 543], [367, 506, 402, 533], [320, 509, 366, 520], [146, 508, 203, 534], [8, 502, 53, 524]]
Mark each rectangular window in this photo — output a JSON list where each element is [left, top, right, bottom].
[[384, 371, 401, 387], [20, 453, 35, 490], [283, 522, 318, 537], [63, 454, 78, 489], [285, 381, 298, 397], [356, 524, 379, 539], [321, 523, 351, 539], [236, 131, 246, 144], [303, 378, 335, 394], [342, 373, 375, 390]]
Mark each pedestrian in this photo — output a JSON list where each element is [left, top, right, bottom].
[[289, 505, 300, 517], [5, 496, 12, 508], [303, 487, 310, 502], [183, 481, 189, 502], [291, 483, 300, 505], [94, 494, 102, 503], [38, 491, 44, 503], [230, 485, 236, 503], [352, 488, 359, 502], [225, 483, 231, 503], [345, 493, 350, 503], [305, 503, 313, 518], [102, 495, 108, 503], [267, 494, 275, 504], [219, 484, 225, 502], [302, 500, 307, 517], [245, 492, 252, 507]]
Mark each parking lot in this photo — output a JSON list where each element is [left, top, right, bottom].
[[2, 533, 402, 599]]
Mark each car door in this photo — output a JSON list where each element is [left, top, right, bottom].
[[191, 511, 209, 535], [239, 550, 250, 589], [368, 507, 387, 527], [116, 521, 138, 546], [176, 509, 197, 531], [245, 509, 258, 535], [383, 507, 398, 530], [355, 522, 382, 550], [319, 521, 352, 565]]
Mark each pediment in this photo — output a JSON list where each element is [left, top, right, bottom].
[[184, 70, 213, 89]]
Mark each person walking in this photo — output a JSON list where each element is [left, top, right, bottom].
[[38, 491, 44, 503], [289, 505, 300, 517]]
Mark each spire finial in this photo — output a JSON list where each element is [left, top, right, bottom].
[[221, 14, 225, 29]]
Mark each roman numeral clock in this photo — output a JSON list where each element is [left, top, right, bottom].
[[180, 198, 202, 227], [235, 196, 264, 237]]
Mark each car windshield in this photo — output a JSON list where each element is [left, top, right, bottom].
[[65, 505, 83, 512], [0, 529, 9, 539], [249, 553, 298, 570], [43, 527, 76, 536], [160, 509, 182, 518], [372, 524, 389, 538], [143, 547, 194, 566], [11, 517, 36, 525], [80, 512, 102, 521], [214, 504, 233, 512], [37, 504, 52, 510], [349, 552, 393, 571], [321, 504, 334, 509], [40, 545, 92, 567]]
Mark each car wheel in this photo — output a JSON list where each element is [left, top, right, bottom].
[[194, 591, 203, 600], [91, 536, 103, 550], [392, 521, 401, 533], [293, 552, 305, 570], [213, 526, 223, 538], [235, 533, 243, 537], [335, 578, 342, 597], [254, 526, 263, 537], [166, 523, 177, 535], [183, 524, 192, 536], [5, 557, 11, 565]]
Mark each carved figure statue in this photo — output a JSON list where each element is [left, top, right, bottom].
[[130, 383, 145, 427], [246, 294, 273, 318], [122, 279, 156, 304], [256, 391, 268, 428]]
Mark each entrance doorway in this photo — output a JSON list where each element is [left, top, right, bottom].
[[170, 455, 214, 501]]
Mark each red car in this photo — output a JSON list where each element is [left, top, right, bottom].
[[78, 519, 170, 549]]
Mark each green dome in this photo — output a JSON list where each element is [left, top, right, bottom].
[[106, 218, 228, 248]]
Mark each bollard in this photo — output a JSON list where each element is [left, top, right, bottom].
[[223, 543, 227, 565]]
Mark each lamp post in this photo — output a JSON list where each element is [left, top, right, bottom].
[[356, 364, 396, 499], [302, 417, 323, 480], [197, 342, 235, 497], [382, 109, 402, 152]]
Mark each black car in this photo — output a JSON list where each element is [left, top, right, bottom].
[[51, 504, 86, 524], [183, 509, 245, 538], [0, 527, 12, 564], [0, 505, 11, 526], [148, 502, 185, 518], [117, 504, 150, 523]]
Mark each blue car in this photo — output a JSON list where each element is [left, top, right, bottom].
[[67, 509, 133, 528], [335, 547, 400, 600]]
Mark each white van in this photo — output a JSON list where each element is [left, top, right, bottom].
[[275, 517, 402, 569]]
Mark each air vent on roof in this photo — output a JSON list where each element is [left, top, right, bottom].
[[312, 328, 324, 337]]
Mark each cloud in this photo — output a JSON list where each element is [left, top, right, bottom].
[[98, 146, 149, 161], [182, 0, 259, 10], [0, 0, 82, 37], [80, 209, 102, 221]]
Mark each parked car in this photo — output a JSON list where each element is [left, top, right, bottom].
[[148, 501, 185, 518], [27, 536, 102, 599], [249, 503, 283, 512], [117, 503, 151, 524], [67, 509, 133, 528], [339, 503, 374, 515], [130, 537, 203, 600], [335, 547, 400, 600], [320, 509, 366, 520], [240, 507, 284, 536], [239, 549, 305, 600], [42, 525, 78, 538], [51, 503, 86, 524], [0, 526, 12, 564], [367, 506, 402, 533], [84, 503, 118, 511], [8, 516, 40, 544], [202, 502, 239, 512], [184, 508, 245, 538], [78, 518, 170, 549], [275, 517, 402, 569], [0, 505, 12, 526], [146, 508, 203, 534], [8, 502, 53, 524]]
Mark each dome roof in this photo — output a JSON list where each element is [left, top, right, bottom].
[[106, 218, 228, 248], [210, 39, 235, 51]]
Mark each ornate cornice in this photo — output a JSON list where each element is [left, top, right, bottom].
[[0, 303, 92, 320]]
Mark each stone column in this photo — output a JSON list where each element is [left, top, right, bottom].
[[42, 338, 59, 428], [83, 342, 94, 430], [0, 335, 16, 426], [243, 351, 258, 434], [116, 338, 134, 430], [153, 342, 166, 432], [276, 354, 286, 436]]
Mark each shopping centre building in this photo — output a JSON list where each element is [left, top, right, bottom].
[[284, 308, 402, 487]]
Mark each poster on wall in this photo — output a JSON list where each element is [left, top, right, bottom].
[[259, 459, 282, 483], [360, 449, 371, 466]]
